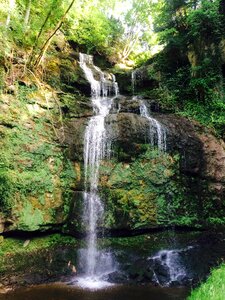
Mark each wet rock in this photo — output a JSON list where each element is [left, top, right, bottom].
[[107, 271, 129, 284], [106, 113, 149, 145], [63, 117, 88, 162], [151, 260, 170, 278], [127, 259, 154, 282], [115, 64, 159, 95], [110, 97, 141, 114], [104, 111, 225, 210]]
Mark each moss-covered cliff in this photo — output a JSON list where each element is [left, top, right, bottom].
[[0, 85, 77, 232], [0, 36, 225, 236]]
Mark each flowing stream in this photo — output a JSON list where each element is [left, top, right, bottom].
[[131, 71, 167, 151], [140, 101, 167, 151], [78, 58, 167, 288], [77, 53, 118, 289]]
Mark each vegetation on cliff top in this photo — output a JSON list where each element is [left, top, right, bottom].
[[0, 0, 156, 75], [132, 0, 225, 137], [0, 0, 224, 138]]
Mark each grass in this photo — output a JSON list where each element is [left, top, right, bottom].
[[0, 234, 76, 257], [0, 234, 78, 274], [188, 264, 225, 300]]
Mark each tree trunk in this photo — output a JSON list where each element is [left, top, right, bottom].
[[27, 9, 52, 66], [24, 0, 32, 29], [6, 0, 16, 28], [32, 0, 76, 69]]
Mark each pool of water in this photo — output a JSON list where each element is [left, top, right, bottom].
[[1, 230, 225, 300], [0, 283, 190, 300]]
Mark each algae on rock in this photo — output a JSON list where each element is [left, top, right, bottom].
[[0, 234, 78, 286], [0, 85, 78, 232], [98, 147, 200, 230]]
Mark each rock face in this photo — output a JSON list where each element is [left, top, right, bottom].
[[115, 65, 159, 95], [0, 46, 225, 235], [0, 86, 89, 233], [64, 94, 225, 232], [100, 107, 224, 229]]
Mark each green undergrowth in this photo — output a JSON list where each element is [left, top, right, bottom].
[[139, 86, 225, 138], [101, 235, 150, 251], [0, 234, 76, 256], [178, 97, 225, 138], [188, 264, 225, 300], [101, 231, 202, 257], [0, 234, 77, 274]]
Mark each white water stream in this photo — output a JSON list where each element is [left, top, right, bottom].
[[140, 101, 167, 151], [77, 57, 167, 289], [77, 53, 118, 289], [150, 246, 193, 286], [132, 70, 167, 151]]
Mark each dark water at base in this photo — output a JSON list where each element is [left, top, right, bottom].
[[2, 231, 225, 300], [0, 283, 190, 300]]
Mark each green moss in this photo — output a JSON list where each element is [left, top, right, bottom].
[[0, 234, 77, 274], [99, 146, 203, 229], [0, 86, 76, 231], [0, 169, 14, 213], [0, 66, 5, 92], [99, 147, 179, 228], [59, 93, 91, 118], [0, 234, 76, 257], [17, 202, 44, 231]]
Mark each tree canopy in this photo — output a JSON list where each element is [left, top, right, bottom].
[[0, 0, 224, 136]]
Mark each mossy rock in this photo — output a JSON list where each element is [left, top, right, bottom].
[[96, 146, 204, 230], [98, 148, 179, 229], [0, 234, 78, 286], [0, 86, 77, 232]]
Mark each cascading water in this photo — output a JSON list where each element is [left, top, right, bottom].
[[140, 101, 167, 151], [149, 246, 193, 286], [77, 53, 118, 289], [131, 70, 167, 151], [112, 74, 119, 96], [131, 69, 143, 95]]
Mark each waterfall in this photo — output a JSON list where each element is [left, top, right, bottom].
[[140, 101, 167, 151], [149, 246, 193, 286], [77, 53, 118, 289], [131, 71, 135, 95], [131, 69, 143, 95], [131, 70, 166, 151], [112, 74, 119, 97]]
